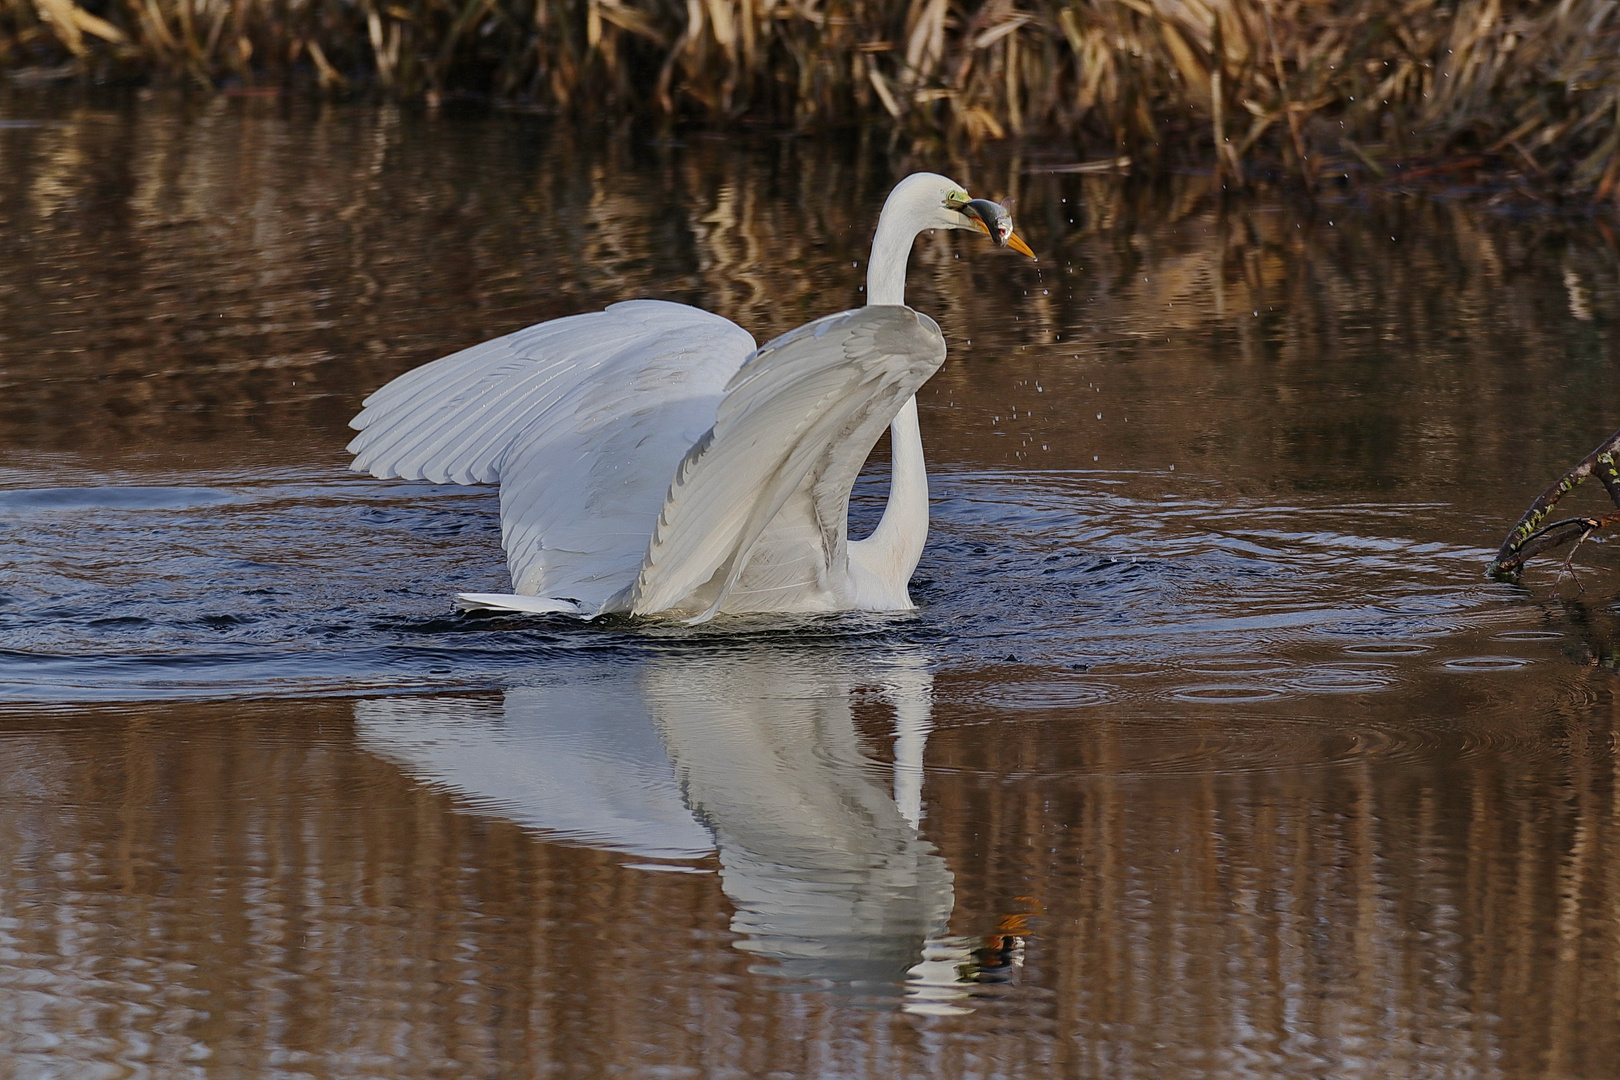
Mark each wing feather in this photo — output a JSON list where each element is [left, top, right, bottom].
[[348, 300, 756, 610], [623, 306, 946, 619]]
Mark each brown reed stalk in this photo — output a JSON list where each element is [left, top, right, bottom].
[[3, 0, 1618, 198]]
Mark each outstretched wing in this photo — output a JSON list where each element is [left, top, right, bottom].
[[620, 305, 946, 620], [348, 300, 756, 611]]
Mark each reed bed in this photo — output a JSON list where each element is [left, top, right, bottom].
[[3, 0, 1619, 195]]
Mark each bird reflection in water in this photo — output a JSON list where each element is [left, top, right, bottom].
[[354, 648, 1014, 1013]]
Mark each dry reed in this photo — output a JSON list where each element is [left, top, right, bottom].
[[3, 0, 1619, 196]]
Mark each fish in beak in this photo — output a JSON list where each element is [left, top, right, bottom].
[[961, 198, 1036, 259]]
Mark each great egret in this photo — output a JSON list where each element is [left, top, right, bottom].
[[347, 172, 1034, 621]]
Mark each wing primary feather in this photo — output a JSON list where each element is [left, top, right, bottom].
[[349, 301, 755, 612]]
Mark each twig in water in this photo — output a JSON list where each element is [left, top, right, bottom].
[[1554, 522, 1603, 593], [1490, 424, 1620, 579]]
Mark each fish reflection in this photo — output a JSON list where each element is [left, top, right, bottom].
[[354, 648, 980, 1009]]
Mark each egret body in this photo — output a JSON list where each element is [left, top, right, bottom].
[[348, 173, 1033, 621]]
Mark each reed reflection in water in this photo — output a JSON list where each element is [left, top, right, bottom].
[[1, 655, 1617, 1075], [2, 89, 1616, 514]]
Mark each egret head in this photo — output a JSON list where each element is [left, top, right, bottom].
[[887, 174, 1035, 258], [867, 173, 1037, 304]]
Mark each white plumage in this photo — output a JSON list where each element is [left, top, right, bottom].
[[347, 172, 1031, 621]]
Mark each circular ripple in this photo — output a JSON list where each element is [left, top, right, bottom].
[[969, 680, 1112, 710], [1342, 642, 1433, 656], [1181, 658, 1292, 676], [1169, 685, 1286, 703], [1281, 664, 1396, 693], [1442, 656, 1532, 671]]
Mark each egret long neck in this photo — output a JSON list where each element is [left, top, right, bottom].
[[852, 197, 933, 599], [865, 213, 917, 306], [857, 395, 930, 592]]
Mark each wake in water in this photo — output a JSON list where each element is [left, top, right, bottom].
[[0, 461, 1599, 702]]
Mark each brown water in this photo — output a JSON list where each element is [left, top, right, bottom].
[[1, 90, 1619, 1078]]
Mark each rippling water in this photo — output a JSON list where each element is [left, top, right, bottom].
[[2, 89, 1619, 1078]]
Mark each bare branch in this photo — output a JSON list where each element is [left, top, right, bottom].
[[1490, 426, 1620, 578]]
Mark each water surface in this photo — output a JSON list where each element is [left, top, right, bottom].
[[1, 91, 1618, 1078]]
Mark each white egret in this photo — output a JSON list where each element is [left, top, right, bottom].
[[347, 172, 1034, 621]]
